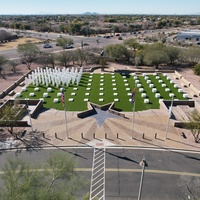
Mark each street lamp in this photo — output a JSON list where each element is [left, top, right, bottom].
[[165, 96, 174, 140], [138, 156, 148, 200]]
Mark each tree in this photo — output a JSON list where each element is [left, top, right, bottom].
[[123, 38, 141, 57], [185, 109, 200, 143], [70, 22, 82, 35], [56, 38, 74, 50], [36, 53, 56, 68], [56, 51, 74, 67], [74, 49, 88, 67], [105, 44, 131, 63], [17, 41, 40, 70], [193, 63, 200, 75], [0, 152, 88, 200], [0, 101, 25, 139], [9, 59, 20, 73], [143, 50, 169, 69], [179, 47, 200, 65], [0, 55, 7, 79], [142, 43, 170, 69], [165, 46, 180, 65]]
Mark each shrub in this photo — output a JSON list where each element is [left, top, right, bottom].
[[193, 63, 200, 75]]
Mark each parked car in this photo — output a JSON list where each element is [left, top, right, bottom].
[[83, 43, 89, 46], [43, 43, 52, 48], [65, 44, 74, 49]]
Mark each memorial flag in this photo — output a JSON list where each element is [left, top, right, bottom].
[[61, 89, 65, 107], [130, 88, 136, 104]]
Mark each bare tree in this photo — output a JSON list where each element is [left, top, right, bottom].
[[0, 101, 26, 139], [56, 51, 74, 67], [0, 55, 7, 79], [17, 41, 40, 70], [185, 109, 200, 143], [74, 48, 88, 67], [9, 59, 20, 73]]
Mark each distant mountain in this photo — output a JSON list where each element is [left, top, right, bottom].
[[82, 12, 99, 15]]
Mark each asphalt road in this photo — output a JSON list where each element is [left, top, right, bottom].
[[0, 147, 200, 199], [0, 26, 197, 60], [0, 27, 180, 60], [0, 32, 123, 59]]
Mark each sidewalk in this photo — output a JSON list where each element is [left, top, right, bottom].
[[22, 107, 200, 151], [1, 68, 200, 152]]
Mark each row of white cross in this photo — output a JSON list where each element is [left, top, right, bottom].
[[24, 67, 83, 88]]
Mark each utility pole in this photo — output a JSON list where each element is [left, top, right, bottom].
[[138, 156, 147, 200]]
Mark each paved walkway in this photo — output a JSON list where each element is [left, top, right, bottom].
[[20, 105, 199, 151], [1, 68, 200, 152]]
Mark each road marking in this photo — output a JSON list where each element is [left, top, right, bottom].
[[75, 168, 200, 177], [0, 168, 199, 177], [2, 146, 200, 154], [90, 148, 105, 200]]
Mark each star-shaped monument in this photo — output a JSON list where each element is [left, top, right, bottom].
[[88, 106, 120, 127]]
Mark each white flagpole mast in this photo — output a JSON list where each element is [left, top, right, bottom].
[[165, 96, 174, 140], [62, 89, 69, 139], [131, 87, 136, 139], [26, 97, 34, 133], [132, 99, 136, 139], [64, 98, 69, 139]]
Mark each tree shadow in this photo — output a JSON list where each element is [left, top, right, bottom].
[[1, 130, 90, 160], [167, 138, 199, 149], [105, 150, 139, 164]]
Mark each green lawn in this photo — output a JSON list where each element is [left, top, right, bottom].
[[17, 73, 188, 112]]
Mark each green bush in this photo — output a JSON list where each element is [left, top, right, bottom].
[[193, 64, 200, 75]]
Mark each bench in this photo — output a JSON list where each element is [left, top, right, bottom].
[[189, 91, 198, 98], [173, 75, 179, 80], [19, 82, 25, 86], [8, 90, 15, 96], [181, 82, 187, 88]]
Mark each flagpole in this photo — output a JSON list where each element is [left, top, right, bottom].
[[165, 96, 174, 140], [131, 86, 136, 139], [132, 100, 136, 139], [64, 98, 69, 139], [26, 97, 34, 133], [62, 89, 68, 139]]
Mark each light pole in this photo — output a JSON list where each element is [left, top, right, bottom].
[[25, 97, 34, 134], [165, 96, 174, 140], [138, 156, 147, 200]]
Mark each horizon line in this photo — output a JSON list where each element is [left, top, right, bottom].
[[0, 13, 200, 16]]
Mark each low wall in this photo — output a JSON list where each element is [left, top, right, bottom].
[[163, 100, 195, 107], [77, 102, 94, 118], [175, 71, 200, 96], [0, 70, 32, 99], [16, 99, 43, 118], [114, 69, 175, 74], [91, 102, 111, 110], [108, 102, 126, 118], [0, 99, 43, 119], [0, 120, 30, 127], [174, 121, 185, 128], [77, 102, 126, 118]]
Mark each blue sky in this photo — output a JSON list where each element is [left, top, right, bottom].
[[0, 0, 199, 15]]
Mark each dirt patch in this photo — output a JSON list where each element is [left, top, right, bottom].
[[0, 38, 42, 50]]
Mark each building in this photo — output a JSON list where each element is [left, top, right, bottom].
[[176, 30, 200, 42]]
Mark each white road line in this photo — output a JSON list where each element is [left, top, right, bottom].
[[3, 146, 200, 154]]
